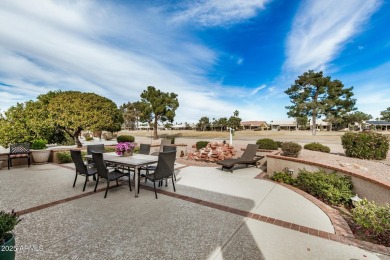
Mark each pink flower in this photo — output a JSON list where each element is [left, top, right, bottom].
[[116, 142, 135, 155]]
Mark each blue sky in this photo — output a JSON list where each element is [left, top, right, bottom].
[[1, 0, 389, 123]]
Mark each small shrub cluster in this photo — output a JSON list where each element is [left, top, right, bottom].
[[304, 142, 330, 153], [117, 135, 135, 143], [31, 139, 48, 150], [270, 172, 295, 185], [104, 147, 116, 153], [133, 147, 140, 154], [85, 136, 94, 141], [281, 142, 302, 157], [196, 141, 209, 150], [275, 141, 283, 148], [57, 151, 87, 163], [57, 152, 72, 163], [341, 132, 389, 160], [0, 210, 21, 244], [352, 199, 390, 241], [295, 170, 353, 206], [256, 138, 278, 150]]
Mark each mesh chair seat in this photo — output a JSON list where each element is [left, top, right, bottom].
[[71, 150, 97, 191]]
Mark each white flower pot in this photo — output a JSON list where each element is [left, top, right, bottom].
[[31, 150, 51, 164]]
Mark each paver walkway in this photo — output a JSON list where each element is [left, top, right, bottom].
[[0, 164, 388, 259]]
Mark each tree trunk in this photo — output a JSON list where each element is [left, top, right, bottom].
[[74, 127, 83, 148], [312, 115, 317, 136], [153, 117, 158, 139]]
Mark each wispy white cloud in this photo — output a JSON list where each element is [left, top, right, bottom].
[[0, 0, 267, 122], [169, 0, 268, 27], [250, 85, 266, 95], [285, 0, 380, 72]]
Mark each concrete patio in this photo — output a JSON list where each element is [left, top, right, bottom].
[[0, 163, 388, 259]]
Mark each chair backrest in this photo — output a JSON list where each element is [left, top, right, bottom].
[[139, 144, 151, 155], [92, 152, 109, 179], [70, 150, 87, 175], [239, 144, 259, 161], [10, 143, 30, 154], [87, 144, 105, 155], [159, 139, 172, 152], [162, 145, 176, 152], [153, 151, 176, 180]]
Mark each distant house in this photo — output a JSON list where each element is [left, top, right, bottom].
[[365, 121, 390, 131], [310, 119, 329, 131], [270, 120, 298, 131], [240, 121, 268, 130]]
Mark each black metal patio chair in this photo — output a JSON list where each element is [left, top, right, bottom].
[[139, 151, 176, 199], [8, 143, 31, 170], [70, 150, 97, 191], [92, 152, 130, 198]]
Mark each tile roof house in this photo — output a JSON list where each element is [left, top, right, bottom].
[[270, 120, 298, 131], [240, 121, 268, 130]]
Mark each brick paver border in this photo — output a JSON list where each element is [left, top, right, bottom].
[[15, 163, 390, 256]]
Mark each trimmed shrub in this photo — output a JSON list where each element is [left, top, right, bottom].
[[256, 138, 278, 150], [117, 135, 135, 143], [104, 147, 116, 153], [275, 141, 283, 148], [304, 142, 330, 153], [85, 136, 94, 141], [57, 152, 72, 163], [196, 141, 209, 150], [57, 151, 87, 163], [31, 139, 47, 150], [133, 147, 140, 154], [352, 199, 390, 238], [295, 170, 353, 206], [341, 132, 389, 160], [271, 172, 295, 185], [281, 142, 302, 157]]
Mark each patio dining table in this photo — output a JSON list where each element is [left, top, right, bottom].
[[85, 153, 158, 197]]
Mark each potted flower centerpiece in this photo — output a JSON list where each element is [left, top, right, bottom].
[[0, 210, 22, 260], [31, 139, 51, 164], [116, 142, 135, 157]]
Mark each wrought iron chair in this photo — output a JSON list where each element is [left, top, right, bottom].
[[70, 150, 97, 191], [139, 151, 176, 199], [92, 152, 130, 198], [8, 143, 31, 170]]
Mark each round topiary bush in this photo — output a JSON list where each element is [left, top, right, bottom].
[[281, 142, 302, 157], [341, 132, 389, 160], [256, 138, 278, 150], [116, 135, 135, 143], [304, 142, 330, 153], [196, 141, 209, 150]]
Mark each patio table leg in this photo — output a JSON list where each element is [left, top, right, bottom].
[[135, 166, 139, 197]]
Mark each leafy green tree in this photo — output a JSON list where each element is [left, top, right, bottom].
[[120, 101, 142, 130], [343, 111, 372, 131], [380, 107, 390, 121], [43, 91, 123, 147], [227, 111, 242, 130], [285, 70, 356, 135], [0, 91, 121, 148], [217, 117, 228, 131], [296, 115, 308, 130], [197, 116, 210, 131], [138, 86, 179, 139]]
